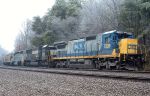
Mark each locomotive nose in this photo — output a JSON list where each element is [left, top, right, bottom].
[[119, 38, 138, 55]]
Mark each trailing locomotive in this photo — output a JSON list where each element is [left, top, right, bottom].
[[3, 53, 13, 65], [3, 30, 145, 70], [3, 46, 56, 67]]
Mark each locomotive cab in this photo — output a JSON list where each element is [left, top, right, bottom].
[[113, 32, 134, 51], [43, 45, 57, 67], [100, 31, 133, 56], [12, 51, 24, 66], [97, 30, 143, 70]]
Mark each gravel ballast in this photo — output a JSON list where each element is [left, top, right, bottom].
[[0, 69, 150, 96]]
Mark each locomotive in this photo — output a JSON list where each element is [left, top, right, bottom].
[[4, 46, 56, 67], [3, 30, 145, 70], [3, 53, 13, 65]]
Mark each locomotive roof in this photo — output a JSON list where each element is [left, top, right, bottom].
[[48, 45, 55, 48], [54, 41, 67, 46], [103, 30, 117, 34], [103, 30, 132, 35], [69, 35, 97, 41], [42, 45, 48, 48]]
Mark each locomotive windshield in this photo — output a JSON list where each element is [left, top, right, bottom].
[[118, 33, 133, 39]]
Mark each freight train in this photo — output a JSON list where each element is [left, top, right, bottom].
[[3, 30, 146, 70]]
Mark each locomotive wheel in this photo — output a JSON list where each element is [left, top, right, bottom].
[[96, 62, 102, 70], [96, 65, 102, 70], [23, 62, 26, 66], [38, 61, 42, 67], [115, 61, 120, 70], [125, 61, 138, 71], [116, 64, 120, 70]]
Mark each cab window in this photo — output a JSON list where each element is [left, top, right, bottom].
[[118, 33, 133, 39], [105, 37, 110, 44]]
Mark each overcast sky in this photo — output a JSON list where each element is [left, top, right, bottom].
[[0, 0, 55, 52]]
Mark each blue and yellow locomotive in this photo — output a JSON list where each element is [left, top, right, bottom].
[[52, 30, 145, 70]]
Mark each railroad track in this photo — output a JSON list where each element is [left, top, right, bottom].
[[0, 66, 150, 82], [6, 65, 150, 74]]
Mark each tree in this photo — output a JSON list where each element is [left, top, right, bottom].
[[78, 0, 124, 36], [15, 19, 34, 51], [51, 0, 82, 19], [51, 0, 68, 19], [31, 36, 44, 47], [67, 0, 82, 17], [43, 31, 57, 45], [119, 0, 150, 39], [119, 0, 141, 36], [15, 31, 26, 51], [22, 19, 34, 49], [32, 16, 46, 34], [31, 0, 82, 46]]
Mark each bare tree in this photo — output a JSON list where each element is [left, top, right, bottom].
[[78, 0, 124, 35], [22, 19, 34, 49], [15, 19, 34, 51], [15, 31, 25, 51]]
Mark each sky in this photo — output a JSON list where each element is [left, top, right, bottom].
[[0, 0, 55, 52]]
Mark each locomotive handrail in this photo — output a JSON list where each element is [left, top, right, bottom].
[[137, 45, 150, 62]]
